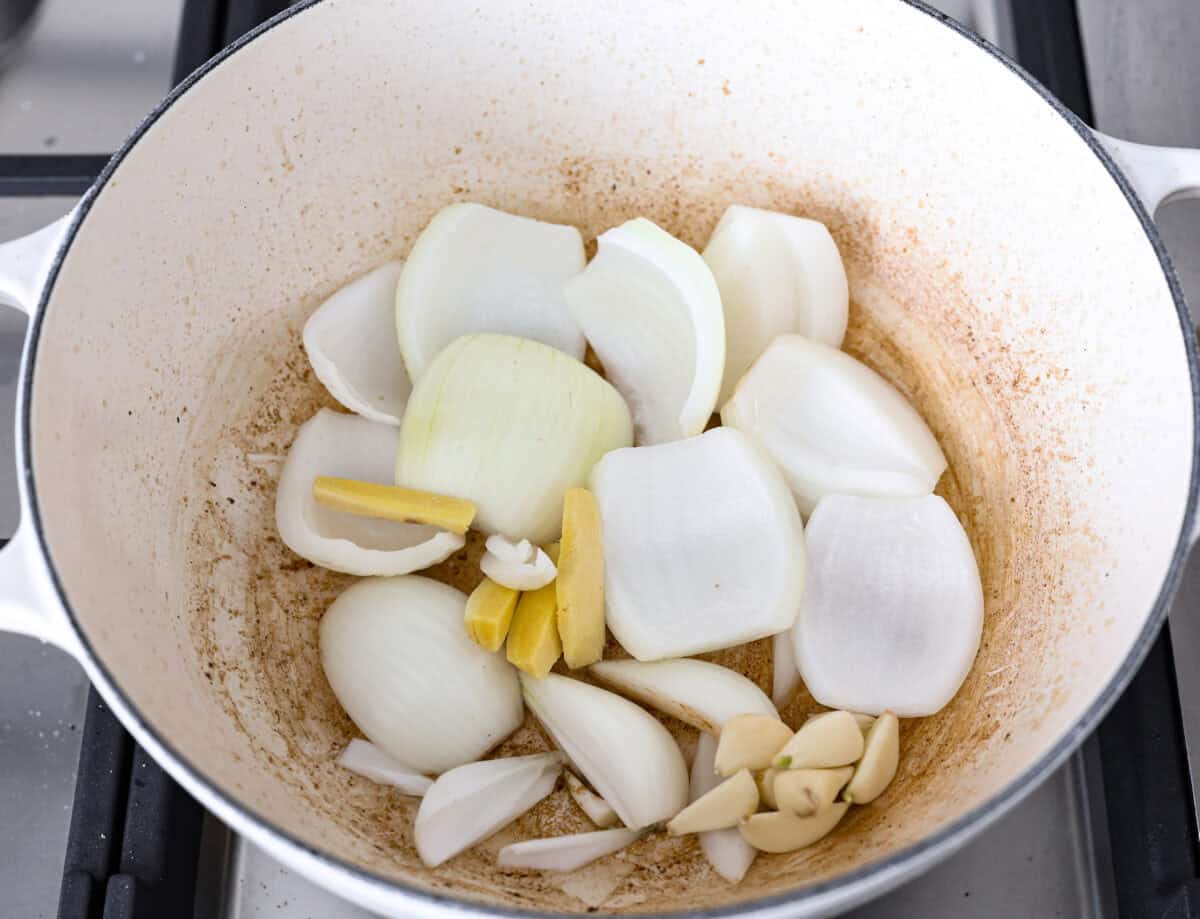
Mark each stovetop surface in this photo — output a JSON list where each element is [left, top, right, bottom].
[[1, 1, 1198, 917]]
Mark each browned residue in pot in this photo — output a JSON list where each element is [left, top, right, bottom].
[[182, 155, 1067, 914]]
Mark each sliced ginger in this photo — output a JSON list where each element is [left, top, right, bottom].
[[312, 477, 476, 533], [556, 487, 606, 668], [464, 578, 520, 652], [507, 581, 562, 678]]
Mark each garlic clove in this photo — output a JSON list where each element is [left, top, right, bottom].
[[497, 827, 642, 871], [844, 712, 900, 804], [506, 582, 563, 678], [556, 488, 606, 668], [804, 710, 876, 735], [312, 477, 476, 534], [481, 535, 557, 591], [277, 410, 465, 576], [521, 673, 689, 829], [714, 714, 794, 776], [667, 769, 758, 835], [303, 261, 410, 425], [463, 578, 521, 652], [565, 772, 621, 829], [589, 658, 776, 735], [756, 768, 780, 810], [703, 206, 849, 403], [565, 217, 725, 444], [772, 630, 802, 710], [773, 767, 854, 817], [775, 711, 864, 769], [414, 752, 563, 867], [738, 803, 850, 853], [396, 203, 586, 382], [336, 739, 432, 796], [691, 733, 756, 884]]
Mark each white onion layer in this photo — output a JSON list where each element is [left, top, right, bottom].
[[721, 334, 947, 516], [703, 206, 848, 403], [692, 732, 757, 883], [276, 409, 464, 575], [320, 576, 523, 774], [794, 494, 983, 717], [565, 217, 725, 444], [397, 334, 633, 544], [337, 739, 432, 796], [414, 752, 563, 867], [396, 203, 586, 381], [772, 630, 802, 710], [303, 261, 409, 425], [591, 427, 806, 660], [497, 827, 642, 871]]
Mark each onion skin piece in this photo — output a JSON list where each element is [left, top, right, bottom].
[[396, 334, 633, 544], [521, 673, 688, 829], [588, 658, 776, 735], [497, 827, 642, 871], [794, 494, 983, 717], [692, 732, 757, 883], [319, 576, 522, 774], [721, 334, 947, 516]]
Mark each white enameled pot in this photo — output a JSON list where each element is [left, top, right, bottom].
[[2, 1, 1200, 916]]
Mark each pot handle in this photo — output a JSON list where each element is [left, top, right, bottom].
[[0, 212, 80, 653], [1092, 130, 1200, 216]]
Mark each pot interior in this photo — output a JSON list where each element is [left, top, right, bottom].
[[26, 0, 1194, 913]]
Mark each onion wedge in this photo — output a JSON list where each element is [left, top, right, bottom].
[[692, 733, 756, 883], [521, 673, 688, 829], [588, 658, 776, 734], [497, 827, 642, 871], [721, 335, 947, 516], [794, 495, 983, 716], [303, 261, 409, 424], [703, 206, 848, 403], [337, 739, 432, 796], [276, 409, 464, 575], [591, 427, 805, 660], [396, 203, 586, 381], [565, 217, 724, 444], [414, 752, 563, 867], [565, 772, 620, 828], [772, 631, 802, 710]]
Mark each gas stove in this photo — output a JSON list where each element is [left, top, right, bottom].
[[1, 2, 1198, 917]]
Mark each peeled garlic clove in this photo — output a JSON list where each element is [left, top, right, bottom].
[[556, 488, 606, 668], [277, 410, 465, 576], [463, 578, 520, 652], [591, 427, 806, 661], [565, 772, 620, 829], [739, 803, 849, 853], [795, 494, 983, 717], [756, 768, 780, 810], [773, 767, 853, 817], [703, 206, 848, 403], [772, 630, 802, 710], [721, 335, 946, 516], [589, 658, 775, 735], [507, 582, 563, 678], [807, 710, 876, 735], [481, 535, 557, 591], [692, 733, 756, 884], [715, 714, 795, 776], [397, 334, 633, 544], [414, 752, 562, 867], [320, 576, 523, 774], [521, 673, 688, 829], [844, 712, 900, 804], [303, 261, 410, 425], [497, 827, 642, 871], [312, 477, 476, 534], [336, 739, 432, 796], [775, 711, 864, 769], [667, 769, 758, 835], [565, 217, 725, 444], [396, 203, 586, 381]]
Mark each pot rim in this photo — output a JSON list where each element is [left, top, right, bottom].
[[19, 1, 1200, 916]]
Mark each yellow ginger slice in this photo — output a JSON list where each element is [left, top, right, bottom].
[[312, 477, 476, 533], [463, 579, 520, 652], [556, 488, 606, 668], [507, 582, 562, 678]]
